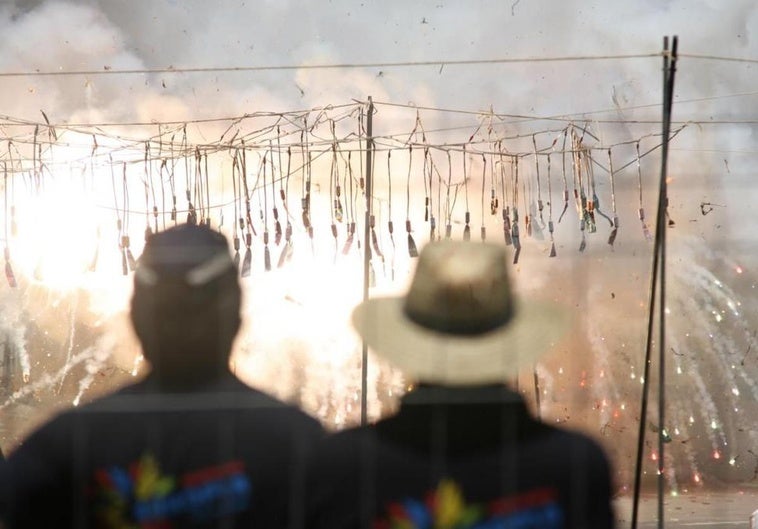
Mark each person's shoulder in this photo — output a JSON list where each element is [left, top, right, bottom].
[[3, 403, 85, 462], [267, 398, 324, 432], [228, 383, 324, 433], [554, 424, 608, 450], [306, 425, 372, 482], [311, 424, 373, 459]]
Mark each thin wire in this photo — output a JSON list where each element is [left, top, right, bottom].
[[4, 162, 8, 248], [263, 151, 269, 232], [546, 154, 553, 220], [636, 142, 644, 207], [232, 153, 239, 240], [480, 153, 486, 230], [0, 53, 660, 78], [0, 103, 359, 131], [346, 150, 354, 228], [678, 52, 758, 64], [387, 150, 393, 222], [463, 145, 469, 213], [405, 147, 412, 221], [608, 148, 617, 219], [372, 99, 758, 126], [445, 150, 453, 228], [285, 146, 294, 224]]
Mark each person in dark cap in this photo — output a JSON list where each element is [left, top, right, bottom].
[[307, 240, 615, 529], [0, 224, 323, 528]]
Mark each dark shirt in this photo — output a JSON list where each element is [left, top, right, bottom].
[[0, 372, 323, 528], [307, 385, 614, 529]]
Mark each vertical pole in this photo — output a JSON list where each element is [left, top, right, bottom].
[[361, 97, 374, 426], [656, 37, 671, 529], [657, 35, 677, 529], [632, 36, 678, 529]]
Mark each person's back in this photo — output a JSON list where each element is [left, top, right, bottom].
[[307, 241, 614, 529], [0, 224, 322, 528], [308, 385, 613, 529], [3, 375, 320, 527]]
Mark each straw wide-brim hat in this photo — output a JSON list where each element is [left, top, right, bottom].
[[352, 240, 571, 385]]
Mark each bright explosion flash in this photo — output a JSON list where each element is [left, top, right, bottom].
[[0, 110, 755, 498]]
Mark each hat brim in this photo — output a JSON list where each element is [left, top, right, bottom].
[[352, 297, 571, 385]]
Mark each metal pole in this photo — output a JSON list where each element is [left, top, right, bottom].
[[657, 35, 677, 529], [361, 97, 374, 426], [631, 36, 678, 529]]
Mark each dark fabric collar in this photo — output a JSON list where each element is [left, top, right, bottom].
[[133, 369, 245, 393], [78, 373, 285, 414], [400, 384, 524, 405], [374, 385, 544, 456]]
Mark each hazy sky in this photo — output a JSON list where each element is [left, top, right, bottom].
[[2, 1, 756, 120]]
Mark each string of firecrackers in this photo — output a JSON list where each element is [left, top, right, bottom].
[[0, 103, 683, 175], [0, 105, 683, 286]]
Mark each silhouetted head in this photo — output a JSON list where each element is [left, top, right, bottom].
[[352, 240, 570, 386], [130, 224, 241, 385]]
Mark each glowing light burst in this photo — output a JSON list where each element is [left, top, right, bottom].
[[12, 185, 99, 290], [573, 232, 758, 492], [666, 236, 757, 485], [4, 161, 138, 322], [0, 124, 754, 498], [231, 234, 410, 428]]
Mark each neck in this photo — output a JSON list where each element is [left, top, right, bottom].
[[404, 383, 520, 405], [146, 363, 233, 390]]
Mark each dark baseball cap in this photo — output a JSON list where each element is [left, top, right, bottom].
[[133, 224, 239, 311]]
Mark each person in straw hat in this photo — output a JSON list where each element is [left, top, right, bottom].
[[307, 239, 615, 529]]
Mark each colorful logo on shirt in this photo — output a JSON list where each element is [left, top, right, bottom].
[[374, 479, 563, 529], [92, 453, 252, 528]]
